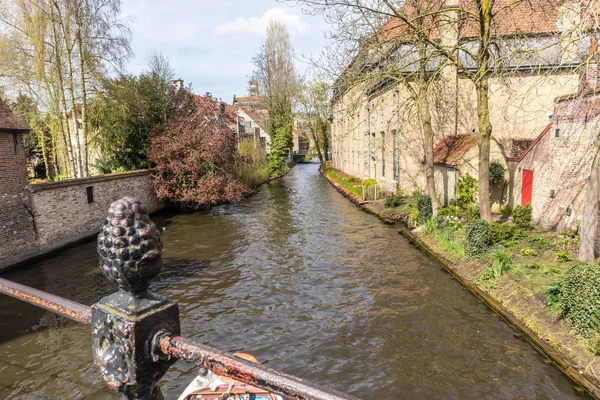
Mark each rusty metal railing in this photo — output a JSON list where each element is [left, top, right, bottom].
[[0, 197, 359, 400]]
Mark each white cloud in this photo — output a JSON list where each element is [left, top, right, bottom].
[[214, 8, 309, 37]]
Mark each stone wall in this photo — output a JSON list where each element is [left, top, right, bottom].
[[0, 132, 36, 267], [0, 170, 162, 270]]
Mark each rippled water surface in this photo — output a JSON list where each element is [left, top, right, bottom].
[[0, 163, 586, 399]]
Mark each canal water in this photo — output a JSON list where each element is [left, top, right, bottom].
[[0, 163, 586, 399]]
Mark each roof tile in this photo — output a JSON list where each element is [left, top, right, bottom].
[[0, 98, 29, 132], [433, 135, 478, 166]]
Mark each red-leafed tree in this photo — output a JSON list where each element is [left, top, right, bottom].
[[148, 91, 247, 209]]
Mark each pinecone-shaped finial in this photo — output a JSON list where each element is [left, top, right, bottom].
[[97, 197, 162, 294]]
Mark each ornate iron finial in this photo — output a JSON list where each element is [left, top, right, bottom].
[[97, 197, 162, 294], [92, 197, 180, 400]]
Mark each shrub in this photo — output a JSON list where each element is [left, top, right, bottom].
[[489, 160, 505, 185], [490, 222, 523, 247], [500, 205, 513, 216], [437, 229, 466, 259], [477, 267, 496, 283], [528, 235, 551, 246], [362, 178, 378, 186], [417, 195, 433, 224], [513, 204, 533, 229], [384, 194, 403, 208], [438, 205, 459, 218], [395, 188, 407, 196], [466, 219, 491, 257], [409, 208, 419, 225], [558, 262, 600, 336], [348, 176, 360, 184], [491, 251, 513, 278], [149, 91, 247, 209], [236, 138, 270, 188], [466, 204, 480, 220], [423, 218, 438, 236], [555, 252, 573, 262], [546, 282, 562, 307], [520, 247, 537, 257], [457, 174, 478, 210], [440, 215, 462, 230]]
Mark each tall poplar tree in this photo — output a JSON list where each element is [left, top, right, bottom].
[[253, 21, 298, 175]]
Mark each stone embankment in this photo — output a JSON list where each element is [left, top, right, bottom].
[[320, 167, 600, 399]]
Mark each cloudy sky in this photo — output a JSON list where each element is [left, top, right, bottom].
[[121, 0, 330, 103]]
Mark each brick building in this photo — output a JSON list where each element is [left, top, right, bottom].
[[510, 86, 600, 231], [0, 98, 36, 265], [331, 0, 586, 198]]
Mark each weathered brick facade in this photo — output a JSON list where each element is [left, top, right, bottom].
[[30, 171, 161, 247], [0, 98, 36, 267], [0, 170, 162, 270], [515, 93, 600, 231], [0, 131, 36, 264]]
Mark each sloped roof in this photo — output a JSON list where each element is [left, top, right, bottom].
[[238, 106, 268, 132], [380, 0, 560, 44], [0, 98, 29, 133], [433, 135, 478, 166], [507, 123, 552, 162], [233, 96, 264, 106]]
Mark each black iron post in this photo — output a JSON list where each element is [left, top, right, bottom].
[[92, 197, 180, 399]]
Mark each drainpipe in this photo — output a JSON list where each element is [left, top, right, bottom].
[[341, 104, 345, 171], [367, 101, 371, 177], [454, 167, 458, 204], [395, 86, 400, 187]]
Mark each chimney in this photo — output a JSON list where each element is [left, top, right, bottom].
[[580, 39, 600, 94]]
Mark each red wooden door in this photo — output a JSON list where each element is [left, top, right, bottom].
[[521, 169, 533, 206]]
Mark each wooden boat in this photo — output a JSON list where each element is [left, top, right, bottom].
[[179, 353, 283, 400]]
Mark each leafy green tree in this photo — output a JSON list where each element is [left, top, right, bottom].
[[88, 53, 176, 172], [253, 21, 298, 175], [10, 93, 55, 178]]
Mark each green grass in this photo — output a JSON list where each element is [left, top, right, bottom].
[[321, 167, 364, 199]]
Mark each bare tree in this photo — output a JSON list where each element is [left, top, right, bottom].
[[252, 21, 299, 174], [284, 0, 582, 221]]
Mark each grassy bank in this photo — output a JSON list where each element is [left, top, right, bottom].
[[320, 166, 600, 398]]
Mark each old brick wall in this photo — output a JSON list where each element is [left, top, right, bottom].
[[0, 170, 162, 270], [0, 132, 36, 266], [518, 94, 600, 231]]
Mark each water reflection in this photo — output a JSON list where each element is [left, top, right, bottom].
[[0, 163, 587, 399]]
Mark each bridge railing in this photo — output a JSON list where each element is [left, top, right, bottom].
[[0, 197, 359, 400]]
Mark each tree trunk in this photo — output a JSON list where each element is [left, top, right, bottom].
[[75, 18, 89, 176], [579, 144, 600, 261], [39, 128, 51, 179], [322, 122, 330, 161], [476, 78, 493, 222], [475, 0, 493, 223], [49, 4, 76, 178], [58, 2, 83, 178], [416, 37, 439, 211], [418, 91, 439, 211]]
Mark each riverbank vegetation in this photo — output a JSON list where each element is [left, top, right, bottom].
[[321, 166, 600, 392], [378, 191, 600, 356], [148, 91, 247, 210], [236, 138, 271, 188]]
